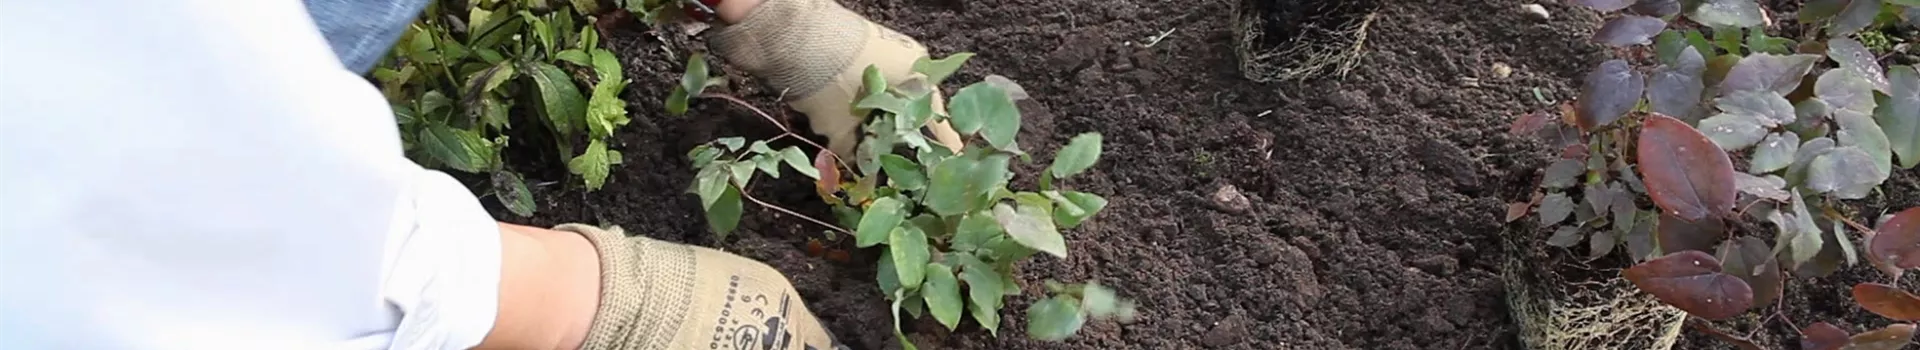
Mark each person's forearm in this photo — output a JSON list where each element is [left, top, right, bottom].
[[476, 223, 602, 350]]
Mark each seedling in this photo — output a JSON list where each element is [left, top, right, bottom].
[[374, 0, 634, 216], [676, 52, 1136, 346], [1515, 0, 1920, 347]]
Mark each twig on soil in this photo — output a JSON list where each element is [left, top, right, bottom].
[[1142, 28, 1178, 48], [697, 92, 851, 171], [739, 186, 853, 235]]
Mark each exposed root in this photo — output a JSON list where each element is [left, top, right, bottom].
[[1501, 226, 1687, 350], [1233, 0, 1378, 82]]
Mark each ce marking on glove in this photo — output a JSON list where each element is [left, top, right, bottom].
[[712, 275, 828, 350]]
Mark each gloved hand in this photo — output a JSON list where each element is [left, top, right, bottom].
[[707, 0, 964, 157], [563, 224, 845, 350]]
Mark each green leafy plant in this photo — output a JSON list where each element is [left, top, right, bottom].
[[372, 0, 632, 216], [678, 53, 1135, 346], [1508, 0, 1920, 346]]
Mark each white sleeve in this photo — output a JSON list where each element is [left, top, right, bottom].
[[0, 1, 501, 349]]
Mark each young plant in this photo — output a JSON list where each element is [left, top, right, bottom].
[[1510, 0, 1920, 346], [678, 52, 1136, 346], [373, 0, 633, 216]]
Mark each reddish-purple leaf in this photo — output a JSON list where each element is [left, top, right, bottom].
[[1868, 207, 1920, 276], [1624, 250, 1755, 320], [1595, 16, 1669, 46], [1718, 236, 1783, 307], [1563, 144, 1591, 159], [1720, 54, 1823, 96], [1637, 113, 1738, 221], [1828, 38, 1892, 93], [1505, 191, 1541, 223], [1629, 0, 1681, 17], [1850, 323, 1917, 350], [814, 149, 841, 197], [1649, 47, 1707, 118], [1855, 283, 1920, 321], [1573, 0, 1637, 11], [1660, 213, 1728, 254], [1801, 322, 1851, 350], [1510, 111, 1552, 135], [1578, 60, 1647, 130]]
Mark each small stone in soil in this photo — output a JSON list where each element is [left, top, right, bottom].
[[1202, 314, 1250, 347], [1522, 4, 1549, 20], [1210, 184, 1252, 214]]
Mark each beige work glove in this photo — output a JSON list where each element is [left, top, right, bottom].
[[564, 224, 845, 350], [707, 0, 964, 157]]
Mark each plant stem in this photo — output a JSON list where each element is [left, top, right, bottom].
[[1824, 208, 1876, 236], [739, 187, 852, 235], [697, 92, 852, 171]]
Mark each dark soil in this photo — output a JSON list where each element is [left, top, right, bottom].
[[478, 0, 1919, 349]]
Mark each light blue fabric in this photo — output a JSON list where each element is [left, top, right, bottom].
[[304, 0, 432, 73]]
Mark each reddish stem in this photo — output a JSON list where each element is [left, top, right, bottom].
[[739, 186, 852, 235], [697, 92, 853, 172]]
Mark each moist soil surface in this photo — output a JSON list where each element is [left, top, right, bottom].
[[481, 0, 1919, 348]]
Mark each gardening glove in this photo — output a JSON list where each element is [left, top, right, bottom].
[[561, 224, 846, 350], [707, 0, 965, 157]]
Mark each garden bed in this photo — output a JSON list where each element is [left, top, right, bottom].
[[476, 0, 1918, 348]]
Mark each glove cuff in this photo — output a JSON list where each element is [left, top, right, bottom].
[[563, 224, 844, 350], [707, 0, 867, 100], [563, 224, 697, 349]]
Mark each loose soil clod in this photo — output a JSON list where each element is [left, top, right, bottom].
[[1210, 184, 1252, 214]]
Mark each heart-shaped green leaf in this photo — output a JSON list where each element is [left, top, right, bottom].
[[1688, 0, 1768, 28], [922, 263, 964, 330], [1878, 66, 1919, 169], [1595, 15, 1669, 46], [1050, 133, 1103, 179], [1026, 295, 1085, 341], [949, 83, 1021, 148], [890, 225, 931, 287], [1831, 0, 1884, 35], [857, 197, 908, 247], [1699, 113, 1770, 150], [995, 202, 1067, 258], [1720, 54, 1821, 96], [1715, 91, 1796, 126], [1649, 46, 1707, 118], [1750, 132, 1799, 173]]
